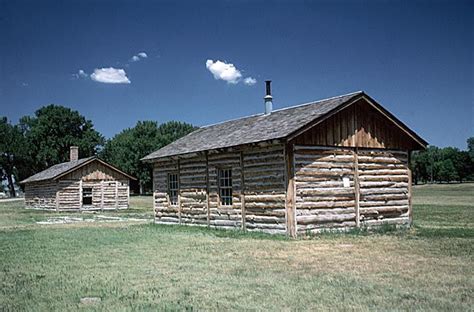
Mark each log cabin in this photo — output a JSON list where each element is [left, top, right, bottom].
[[21, 146, 135, 211], [142, 82, 427, 237]]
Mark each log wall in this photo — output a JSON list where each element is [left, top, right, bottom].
[[55, 179, 129, 210], [208, 151, 243, 229], [357, 149, 410, 226], [153, 159, 179, 224], [294, 146, 357, 234], [24, 180, 58, 210], [25, 178, 129, 211], [57, 180, 81, 210], [153, 145, 287, 234], [243, 145, 286, 234], [293, 145, 410, 234]]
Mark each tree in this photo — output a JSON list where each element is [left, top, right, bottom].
[[456, 151, 473, 183], [101, 121, 196, 194], [437, 159, 458, 183], [0, 117, 27, 197], [468, 137, 474, 161], [18, 105, 104, 180]]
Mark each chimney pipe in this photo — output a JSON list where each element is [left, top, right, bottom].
[[70, 146, 79, 162], [264, 80, 273, 115]]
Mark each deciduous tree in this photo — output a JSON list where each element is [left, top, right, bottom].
[[101, 120, 195, 194]]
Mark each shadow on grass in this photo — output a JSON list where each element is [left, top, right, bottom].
[[142, 223, 290, 241]]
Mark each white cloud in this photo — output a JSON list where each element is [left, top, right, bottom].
[[72, 69, 88, 79], [131, 51, 148, 62], [206, 59, 242, 84], [243, 77, 257, 86], [90, 67, 131, 84]]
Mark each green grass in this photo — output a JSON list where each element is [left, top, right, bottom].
[[0, 186, 473, 311]]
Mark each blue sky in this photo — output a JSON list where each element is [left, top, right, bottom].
[[1, 0, 472, 149]]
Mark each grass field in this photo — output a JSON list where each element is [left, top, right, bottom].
[[0, 185, 473, 311]]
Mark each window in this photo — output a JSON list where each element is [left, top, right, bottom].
[[168, 173, 179, 205], [218, 168, 232, 206], [82, 187, 92, 206]]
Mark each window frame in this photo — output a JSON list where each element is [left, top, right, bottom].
[[217, 168, 233, 206], [82, 187, 93, 206], [167, 172, 179, 206]]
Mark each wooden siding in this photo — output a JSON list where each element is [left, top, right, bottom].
[[294, 146, 357, 234], [57, 180, 81, 210], [293, 145, 410, 234], [208, 151, 243, 229], [179, 156, 208, 226], [153, 159, 179, 224], [55, 180, 128, 210], [357, 149, 410, 226], [243, 145, 286, 234], [61, 161, 128, 181], [24, 180, 57, 210], [294, 99, 419, 150], [153, 145, 287, 234]]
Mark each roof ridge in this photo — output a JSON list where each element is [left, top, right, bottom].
[[272, 90, 363, 113], [199, 90, 363, 129]]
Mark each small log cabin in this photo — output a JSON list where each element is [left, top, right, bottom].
[[142, 83, 427, 237], [21, 146, 135, 211]]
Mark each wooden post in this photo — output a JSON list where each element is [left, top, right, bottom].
[[177, 158, 182, 224], [79, 179, 83, 209], [205, 152, 210, 228], [353, 148, 360, 227], [240, 150, 246, 231], [285, 143, 297, 238], [115, 181, 118, 209], [408, 151, 413, 225], [126, 181, 130, 209], [100, 181, 104, 210], [55, 182, 59, 212]]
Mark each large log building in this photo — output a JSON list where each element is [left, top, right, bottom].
[[21, 147, 135, 211], [142, 83, 426, 237]]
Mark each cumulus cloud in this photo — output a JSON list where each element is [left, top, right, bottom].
[[90, 67, 131, 84], [206, 59, 242, 84], [131, 51, 148, 62], [243, 77, 257, 86]]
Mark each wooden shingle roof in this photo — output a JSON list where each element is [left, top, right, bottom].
[[142, 91, 426, 161], [20, 157, 135, 184]]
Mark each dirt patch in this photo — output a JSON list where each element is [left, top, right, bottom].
[[36, 215, 150, 225]]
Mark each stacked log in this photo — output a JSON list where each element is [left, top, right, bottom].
[[243, 145, 286, 234], [294, 146, 357, 234], [153, 160, 179, 224], [179, 156, 208, 226], [24, 181, 57, 210], [56, 180, 81, 210], [358, 150, 410, 226], [208, 151, 243, 229]]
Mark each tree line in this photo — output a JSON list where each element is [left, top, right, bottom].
[[0, 105, 195, 196], [410, 138, 474, 184]]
